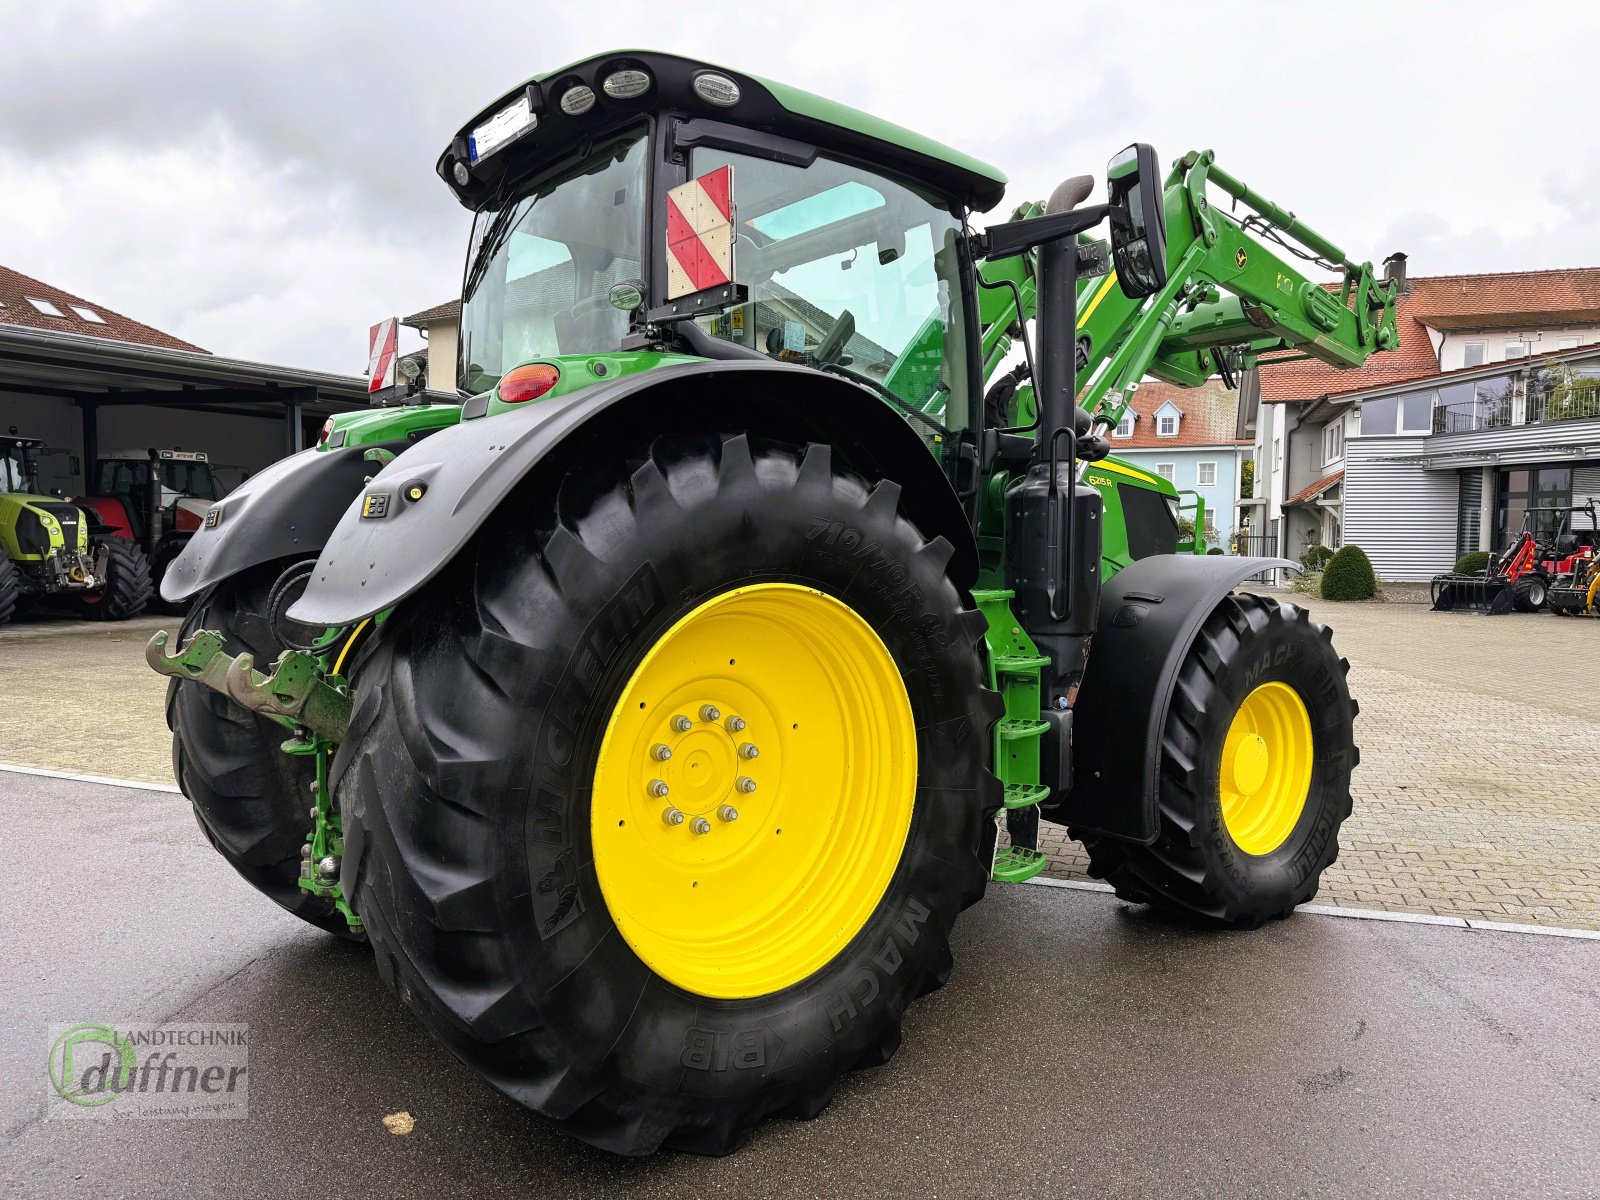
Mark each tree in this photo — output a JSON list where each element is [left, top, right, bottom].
[[1239, 457, 1256, 500]]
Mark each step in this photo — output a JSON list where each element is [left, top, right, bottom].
[[991, 846, 1049, 884], [993, 653, 1051, 675], [996, 718, 1051, 742], [971, 588, 1016, 604], [1002, 783, 1052, 810]]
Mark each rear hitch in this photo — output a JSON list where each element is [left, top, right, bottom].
[[145, 629, 352, 742]]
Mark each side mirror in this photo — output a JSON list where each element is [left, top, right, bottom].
[[1107, 143, 1167, 299]]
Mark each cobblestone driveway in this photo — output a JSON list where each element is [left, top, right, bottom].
[[1034, 591, 1600, 930], [4, 594, 1599, 929]]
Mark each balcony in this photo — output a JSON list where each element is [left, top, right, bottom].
[[1428, 358, 1600, 435]]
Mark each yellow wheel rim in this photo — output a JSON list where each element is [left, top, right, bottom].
[[591, 583, 917, 999], [1219, 681, 1313, 856]]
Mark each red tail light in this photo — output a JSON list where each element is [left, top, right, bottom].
[[318, 418, 334, 446], [498, 363, 561, 404]]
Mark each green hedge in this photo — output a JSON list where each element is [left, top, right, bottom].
[[1453, 550, 1492, 575], [1322, 544, 1377, 601], [1301, 545, 1335, 570]]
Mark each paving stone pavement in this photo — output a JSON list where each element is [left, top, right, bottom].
[[4, 595, 1599, 929], [1028, 590, 1600, 930]]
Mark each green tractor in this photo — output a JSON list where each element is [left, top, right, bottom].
[[0, 435, 152, 625], [149, 52, 1399, 1155]]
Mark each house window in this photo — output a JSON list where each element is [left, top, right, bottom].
[[1196, 461, 1217, 486], [1557, 336, 1580, 350], [1157, 414, 1178, 436], [69, 305, 106, 324], [25, 297, 64, 317], [1401, 392, 1432, 432], [1323, 422, 1344, 463], [1463, 342, 1485, 368], [1113, 413, 1133, 438], [1504, 340, 1528, 359], [1156, 463, 1175, 482]]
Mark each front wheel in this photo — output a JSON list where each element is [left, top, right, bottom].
[[68, 539, 152, 620], [1076, 594, 1357, 928], [336, 431, 1000, 1155], [1512, 571, 1549, 612], [0, 558, 19, 626]]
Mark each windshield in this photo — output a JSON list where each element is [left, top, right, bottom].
[[0, 445, 25, 493], [689, 147, 971, 436], [93, 460, 222, 501], [459, 127, 649, 393]]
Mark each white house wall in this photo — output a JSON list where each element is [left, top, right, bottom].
[[1436, 325, 1600, 371], [1344, 437, 1460, 580]]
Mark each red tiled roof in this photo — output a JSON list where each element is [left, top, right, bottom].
[[0, 265, 205, 353], [1258, 267, 1600, 404], [402, 299, 460, 327], [1108, 378, 1251, 448], [1285, 469, 1343, 506]]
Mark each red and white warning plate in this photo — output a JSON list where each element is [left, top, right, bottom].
[[665, 166, 734, 300]]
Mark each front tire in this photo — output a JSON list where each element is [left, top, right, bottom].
[[1076, 594, 1357, 928], [336, 432, 1000, 1155], [0, 558, 19, 626], [68, 539, 152, 620], [1512, 571, 1549, 612], [169, 563, 360, 938]]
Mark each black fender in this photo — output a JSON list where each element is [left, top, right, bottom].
[[160, 442, 408, 603], [289, 360, 976, 626], [1049, 553, 1297, 844]]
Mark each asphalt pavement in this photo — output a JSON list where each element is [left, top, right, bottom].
[[4, 768, 1598, 1198]]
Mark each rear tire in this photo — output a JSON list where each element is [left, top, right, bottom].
[[336, 431, 1000, 1155], [146, 535, 192, 615], [168, 563, 360, 939], [0, 559, 19, 626], [1512, 571, 1549, 612], [68, 539, 152, 620], [1075, 594, 1357, 928]]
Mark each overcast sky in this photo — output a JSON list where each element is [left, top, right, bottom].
[[5, 0, 1600, 374]]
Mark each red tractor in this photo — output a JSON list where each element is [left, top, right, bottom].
[[1433, 502, 1599, 614], [73, 449, 222, 609]]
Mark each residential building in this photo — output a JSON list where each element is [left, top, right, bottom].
[[401, 299, 461, 394], [1108, 377, 1252, 548], [1248, 265, 1600, 578]]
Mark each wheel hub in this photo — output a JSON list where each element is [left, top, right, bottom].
[[591, 583, 916, 999], [1218, 681, 1314, 856]]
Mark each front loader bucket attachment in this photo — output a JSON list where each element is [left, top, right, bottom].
[[1430, 573, 1513, 614]]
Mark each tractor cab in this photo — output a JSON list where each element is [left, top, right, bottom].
[[0, 436, 41, 496]]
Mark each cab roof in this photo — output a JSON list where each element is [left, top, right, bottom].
[[438, 50, 1008, 214]]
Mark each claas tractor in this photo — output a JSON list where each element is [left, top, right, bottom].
[[147, 51, 1399, 1155], [0, 435, 152, 625], [1433, 502, 1599, 614]]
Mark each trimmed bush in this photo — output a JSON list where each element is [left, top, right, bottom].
[[1301, 545, 1335, 570], [1321, 544, 1377, 601], [1453, 550, 1492, 575]]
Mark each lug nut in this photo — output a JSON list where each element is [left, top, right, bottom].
[[662, 807, 686, 826], [317, 855, 339, 879], [691, 817, 713, 835], [650, 743, 672, 762], [648, 779, 670, 798], [738, 743, 759, 760], [725, 715, 746, 734], [699, 704, 722, 723], [308, 781, 320, 796], [308, 807, 319, 822], [736, 776, 757, 794], [671, 715, 693, 733], [717, 804, 739, 823]]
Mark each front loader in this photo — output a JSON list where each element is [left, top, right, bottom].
[[149, 51, 1398, 1156]]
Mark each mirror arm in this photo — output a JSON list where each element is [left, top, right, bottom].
[[975, 203, 1108, 262]]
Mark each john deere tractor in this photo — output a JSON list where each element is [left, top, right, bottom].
[[0, 435, 152, 624], [149, 52, 1399, 1155]]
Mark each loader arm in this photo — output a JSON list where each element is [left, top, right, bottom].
[[978, 149, 1400, 433]]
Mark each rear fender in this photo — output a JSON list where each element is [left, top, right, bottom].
[[289, 360, 975, 626], [1048, 553, 1297, 843], [161, 441, 410, 603]]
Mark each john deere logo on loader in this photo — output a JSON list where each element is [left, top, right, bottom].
[[1235, 247, 1248, 269], [361, 493, 390, 520]]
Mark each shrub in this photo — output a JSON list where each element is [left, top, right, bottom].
[[1321, 544, 1377, 601], [1290, 569, 1323, 598], [1453, 550, 1492, 575], [1301, 545, 1335, 570]]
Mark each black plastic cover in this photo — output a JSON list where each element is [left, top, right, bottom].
[[160, 443, 402, 603], [289, 360, 977, 626], [1049, 553, 1297, 843]]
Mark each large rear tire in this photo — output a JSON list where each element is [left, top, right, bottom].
[[1512, 570, 1549, 613], [336, 432, 1000, 1155], [1075, 594, 1356, 928], [68, 539, 152, 620], [168, 563, 361, 939]]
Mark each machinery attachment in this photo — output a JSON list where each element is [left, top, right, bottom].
[[1430, 569, 1515, 615]]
